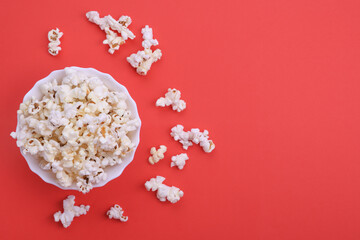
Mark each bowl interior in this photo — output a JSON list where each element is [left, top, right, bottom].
[[17, 67, 141, 191]]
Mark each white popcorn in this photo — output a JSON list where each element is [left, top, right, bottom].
[[56, 171, 73, 187], [10, 132, 16, 139], [141, 25, 159, 49], [107, 204, 128, 222], [102, 27, 124, 54], [145, 176, 184, 203], [23, 138, 44, 155], [64, 103, 82, 119], [148, 145, 167, 165], [170, 125, 193, 150], [54, 195, 90, 228], [49, 110, 69, 127], [51, 161, 63, 173], [11, 67, 140, 193], [86, 11, 135, 54], [48, 28, 63, 56], [170, 153, 189, 170], [156, 88, 186, 112], [170, 125, 215, 153], [127, 25, 162, 75], [190, 128, 216, 153]]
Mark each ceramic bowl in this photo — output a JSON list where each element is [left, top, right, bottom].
[[15, 66, 141, 191]]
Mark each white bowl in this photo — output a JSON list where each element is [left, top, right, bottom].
[[15, 67, 141, 191]]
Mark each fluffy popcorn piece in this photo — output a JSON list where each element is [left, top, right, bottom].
[[170, 125, 215, 153], [190, 128, 216, 153], [86, 11, 135, 54], [156, 88, 186, 112], [107, 204, 128, 222], [10, 132, 16, 139], [54, 195, 90, 228], [86, 11, 135, 39], [127, 25, 162, 75], [170, 125, 193, 150], [127, 49, 162, 75], [148, 145, 167, 165], [11, 67, 140, 193], [103, 27, 125, 54], [141, 25, 159, 49], [171, 153, 189, 170], [145, 176, 184, 203], [48, 28, 63, 56]]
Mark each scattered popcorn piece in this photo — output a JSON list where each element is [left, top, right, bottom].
[[11, 67, 140, 193], [170, 125, 215, 153], [48, 28, 63, 56], [191, 128, 216, 153], [103, 27, 124, 54], [148, 145, 167, 165], [86, 11, 135, 54], [127, 25, 162, 75], [170, 125, 193, 150], [10, 132, 16, 139], [156, 88, 186, 112], [107, 204, 128, 222], [145, 176, 184, 203], [53, 195, 90, 228], [171, 153, 189, 170]]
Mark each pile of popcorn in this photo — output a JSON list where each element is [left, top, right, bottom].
[[11, 67, 140, 193]]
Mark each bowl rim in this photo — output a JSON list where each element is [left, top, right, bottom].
[[16, 66, 141, 191]]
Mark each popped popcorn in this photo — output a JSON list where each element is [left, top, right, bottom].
[[156, 88, 186, 112], [170, 125, 215, 153], [170, 125, 193, 150], [86, 11, 135, 54], [170, 153, 189, 170], [127, 25, 162, 75], [11, 67, 140, 193], [48, 28, 63, 56], [148, 145, 167, 165], [145, 176, 184, 203], [107, 204, 128, 222], [54, 195, 90, 228]]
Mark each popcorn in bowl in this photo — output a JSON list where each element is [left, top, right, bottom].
[[11, 67, 141, 193]]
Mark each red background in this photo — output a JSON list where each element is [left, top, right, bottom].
[[1, 0, 360, 239]]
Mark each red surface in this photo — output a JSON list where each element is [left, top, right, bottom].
[[1, 0, 360, 239]]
